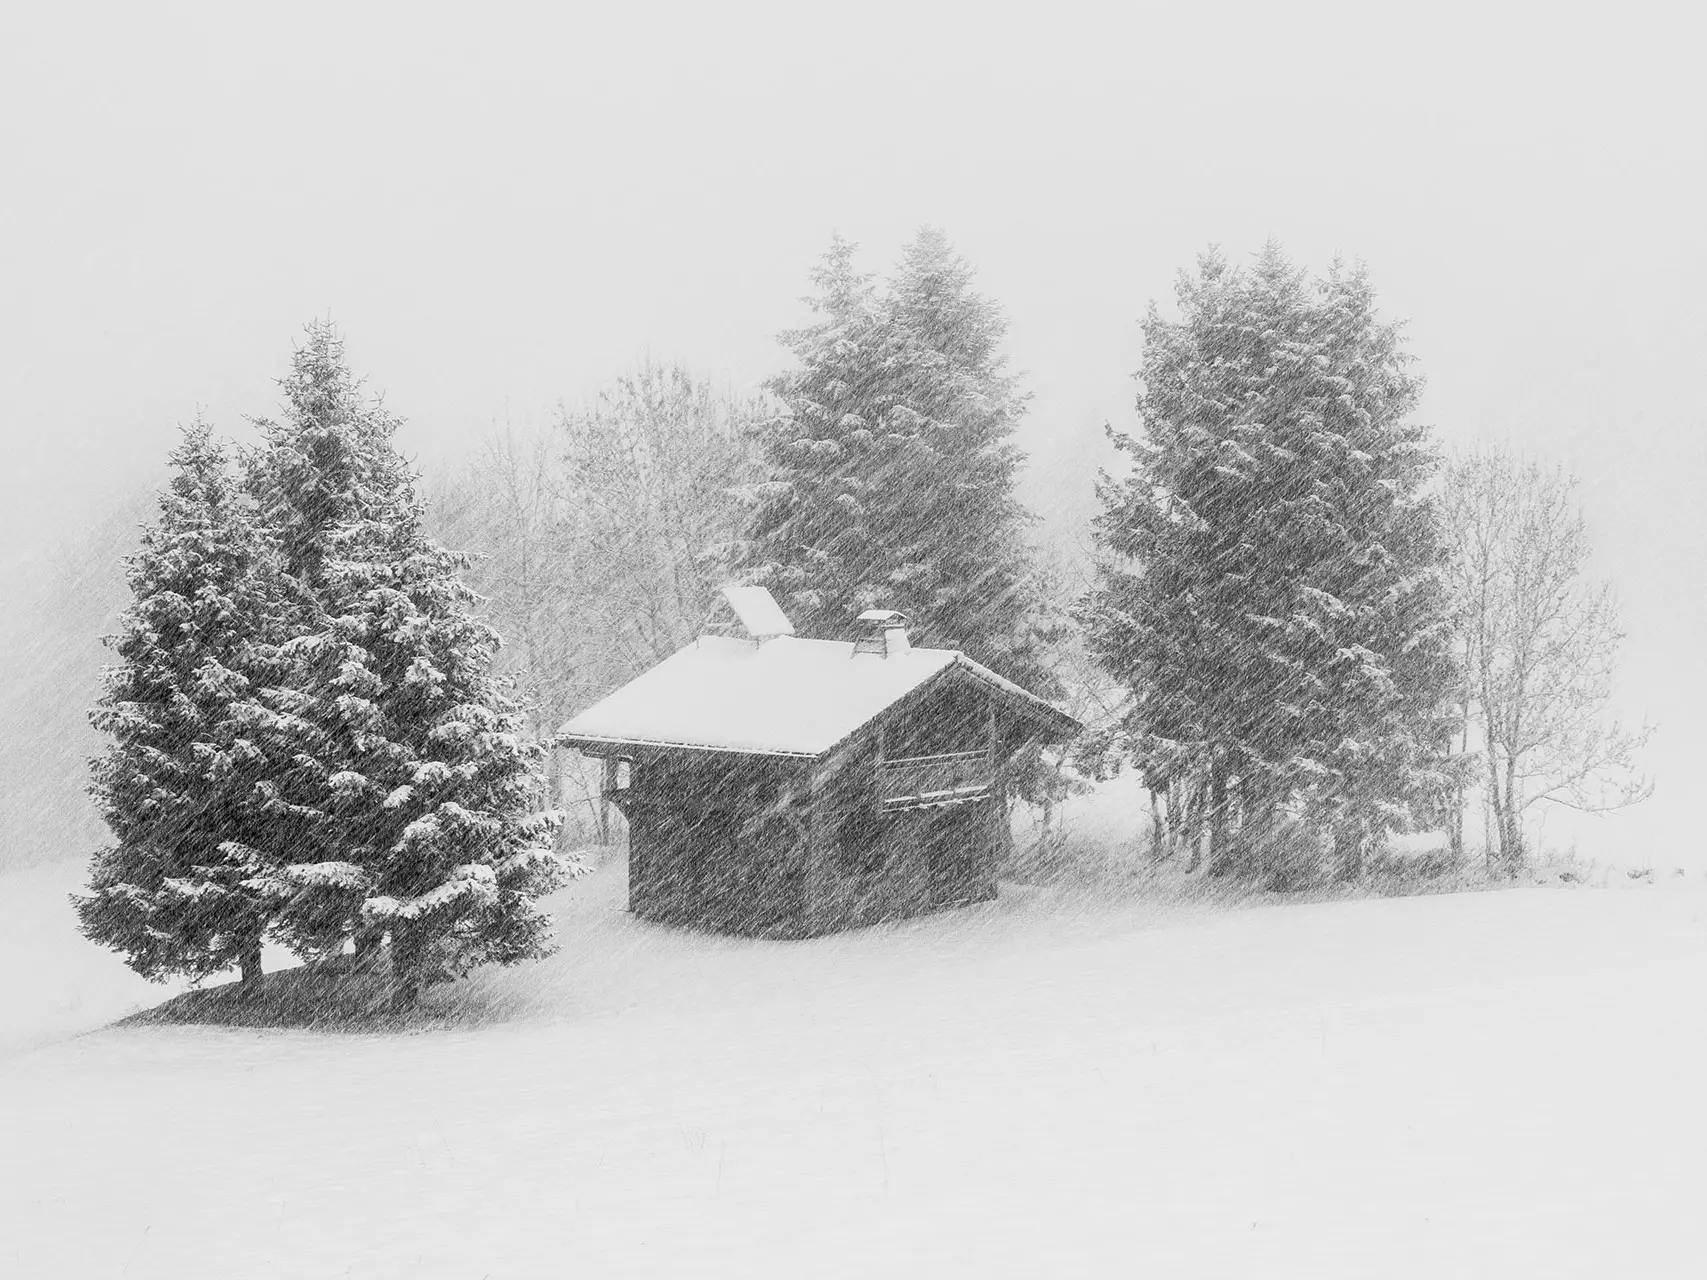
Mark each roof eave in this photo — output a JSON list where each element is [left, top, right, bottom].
[[554, 732, 820, 762], [947, 658, 1085, 742]]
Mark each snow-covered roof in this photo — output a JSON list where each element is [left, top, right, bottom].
[[557, 633, 1078, 759]]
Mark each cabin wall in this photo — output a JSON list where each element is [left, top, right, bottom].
[[924, 798, 1004, 908], [884, 679, 992, 758], [802, 726, 1002, 936], [607, 671, 1025, 939], [623, 753, 811, 937]]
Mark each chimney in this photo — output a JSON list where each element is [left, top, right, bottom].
[[853, 609, 911, 658]]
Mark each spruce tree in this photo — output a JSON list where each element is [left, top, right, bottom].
[[884, 228, 1063, 692], [739, 229, 1060, 693], [1084, 245, 1457, 880], [301, 498, 567, 1007], [248, 323, 412, 594], [737, 235, 893, 639], [247, 324, 568, 1004], [73, 422, 293, 989], [237, 324, 416, 953]]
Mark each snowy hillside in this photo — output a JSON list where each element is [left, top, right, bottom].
[[4, 856, 1706, 1278]]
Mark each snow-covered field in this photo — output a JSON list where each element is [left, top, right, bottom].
[[4, 854, 1706, 1279]]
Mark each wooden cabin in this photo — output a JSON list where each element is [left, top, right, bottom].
[[557, 587, 1082, 938]]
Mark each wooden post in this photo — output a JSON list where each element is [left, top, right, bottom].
[[547, 743, 565, 854], [987, 706, 1013, 877], [599, 756, 614, 846]]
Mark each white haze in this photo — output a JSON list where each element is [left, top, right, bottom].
[[1, 1, 1702, 866]]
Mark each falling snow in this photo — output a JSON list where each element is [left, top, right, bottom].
[[3, 11, 1702, 1276]]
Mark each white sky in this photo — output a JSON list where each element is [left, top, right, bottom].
[[2, 1, 1702, 863]]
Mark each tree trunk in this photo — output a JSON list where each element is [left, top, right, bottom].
[[353, 926, 385, 972], [238, 937, 263, 994], [390, 926, 426, 1012], [1181, 777, 1203, 873], [1238, 781, 1280, 879], [1205, 765, 1236, 876], [1485, 727, 1509, 870], [1148, 786, 1167, 862], [1502, 757, 1525, 870], [1451, 636, 1471, 865], [1334, 815, 1366, 882]]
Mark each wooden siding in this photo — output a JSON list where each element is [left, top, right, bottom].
[[620, 752, 810, 936], [612, 665, 1018, 939]]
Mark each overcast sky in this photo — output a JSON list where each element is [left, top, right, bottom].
[[3, 1, 1702, 863]]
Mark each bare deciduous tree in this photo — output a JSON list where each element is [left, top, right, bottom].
[[430, 360, 764, 845], [557, 360, 763, 676], [433, 428, 589, 837], [1442, 448, 1652, 868]]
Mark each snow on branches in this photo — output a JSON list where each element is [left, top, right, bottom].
[[76, 325, 574, 1004], [1083, 245, 1459, 882]]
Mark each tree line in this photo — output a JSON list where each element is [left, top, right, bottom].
[[77, 230, 1651, 1000], [1081, 247, 1647, 881]]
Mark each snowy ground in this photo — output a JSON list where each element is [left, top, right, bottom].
[[4, 854, 1706, 1279], [0, 859, 301, 1058]]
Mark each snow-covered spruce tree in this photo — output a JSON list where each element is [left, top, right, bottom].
[[74, 421, 294, 990], [882, 228, 1065, 692], [248, 322, 414, 596], [735, 230, 1064, 694], [246, 324, 568, 1004], [240, 322, 417, 954], [284, 501, 568, 1010], [1083, 245, 1458, 882], [733, 235, 894, 638]]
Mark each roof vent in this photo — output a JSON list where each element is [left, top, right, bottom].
[[853, 609, 910, 658], [716, 584, 795, 644]]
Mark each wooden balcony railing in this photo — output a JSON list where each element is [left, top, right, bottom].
[[877, 750, 992, 812]]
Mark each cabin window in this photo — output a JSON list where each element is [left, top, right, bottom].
[[604, 756, 634, 797]]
